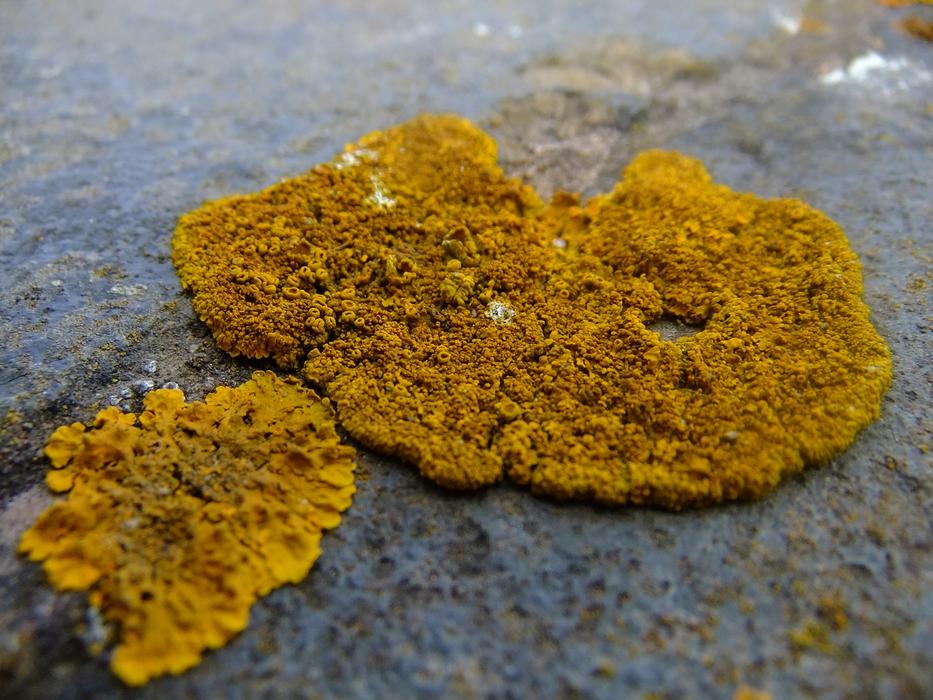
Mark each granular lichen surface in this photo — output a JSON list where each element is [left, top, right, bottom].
[[19, 371, 356, 686], [173, 114, 891, 509]]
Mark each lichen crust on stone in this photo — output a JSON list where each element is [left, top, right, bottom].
[[172, 114, 891, 509], [19, 370, 356, 686]]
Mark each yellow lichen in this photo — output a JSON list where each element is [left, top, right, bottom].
[[733, 686, 772, 700], [899, 15, 933, 42], [173, 114, 891, 509], [19, 371, 355, 686], [878, 0, 933, 7], [816, 596, 849, 631], [789, 619, 836, 655]]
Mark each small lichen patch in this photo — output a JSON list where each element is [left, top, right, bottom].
[[19, 371, 355, 686], [900, 16, 933, 42], [173, 114, 891, 509], [733, 686, 773, 700]]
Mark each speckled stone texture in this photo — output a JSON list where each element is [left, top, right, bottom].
[[1, 1, 930, 698]]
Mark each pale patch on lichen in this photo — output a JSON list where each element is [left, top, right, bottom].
[[366, 174, 396, 208], [484, 300, 515, 325], [334, 147, 376, 170], [19, 371, 355, 686]]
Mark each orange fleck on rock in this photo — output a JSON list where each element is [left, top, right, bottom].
[[19, 371, 355, 686], [798, 16, 830, 35], [817, 596, 849, 631], [899, 15, 933, 41], [173, 114, 891, 509], [733, 685, 772, 700], [789, 619, 835, 654]]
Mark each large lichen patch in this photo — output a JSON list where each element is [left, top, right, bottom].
[[19, 371, 355, 686], [173, 114, 891, 509]]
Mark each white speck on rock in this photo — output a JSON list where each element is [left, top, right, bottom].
[[771, 9, 800, 35], [485, 301, 516, 325], [473, 22, 491, 38], [133, 379, 155, 394], [820, 51, 931, 94], [109, 283, 147, 296], [142, 359, 157, 374], [552, 237, 567, 249], [38, 64, 64, 79], [80, 607, 110, 654]]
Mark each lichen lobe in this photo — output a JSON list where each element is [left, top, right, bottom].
[[172, 114, 891, 509], [19, 371, 355, 686]]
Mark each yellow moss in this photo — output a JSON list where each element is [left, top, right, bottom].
[[173, 114, 891, 509], [19, 371, 355, 686]]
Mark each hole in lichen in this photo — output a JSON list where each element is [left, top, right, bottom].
[[647, 315, 705, 341]]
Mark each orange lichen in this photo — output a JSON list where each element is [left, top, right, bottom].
[[816, 596, 849, 631], [789, 619, 836, 655], [733, 686, 772, 700], [797, 17, 830, 35], [19, 371, 355, 686], [899, 15, 933, 41], [173, 114, 890, 508], [877, 0, 933, 6]]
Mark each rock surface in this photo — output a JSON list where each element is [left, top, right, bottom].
[[1, 0, 930, 698]]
